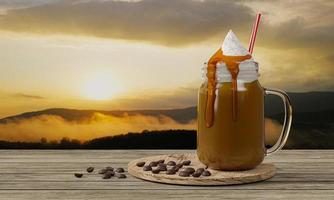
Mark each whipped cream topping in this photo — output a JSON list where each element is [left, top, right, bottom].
[[222, 30, 249, 56], [203, 30, 259, 89]]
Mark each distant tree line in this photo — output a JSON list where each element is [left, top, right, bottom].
[[0, 130, 196, 149], [0, 128, 333, 149]]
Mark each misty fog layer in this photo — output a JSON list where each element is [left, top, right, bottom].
[[0, 113, 282, 144], [0, 113, 195, 142]]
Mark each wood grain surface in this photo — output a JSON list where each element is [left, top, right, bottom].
[[0, 150, 333, 199]]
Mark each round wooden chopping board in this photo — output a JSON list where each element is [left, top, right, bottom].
[[128, 153, 276, 186]]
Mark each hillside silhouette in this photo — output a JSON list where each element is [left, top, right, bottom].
[[85, 129, 196, 149], [0, 107, 196, 124]]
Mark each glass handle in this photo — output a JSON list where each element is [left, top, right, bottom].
[[264, 88, 293, 156]]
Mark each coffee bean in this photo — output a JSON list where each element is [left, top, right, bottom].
[[136, 162, 145, 167], [157, 159, 165, 164], [115, 168, 125, 173], [158, 163, 167, 168], [179, 171, 190, 177], [166, 169, 176, 175], [152, 168, 160, 174], [143, 166, 152, 171], [105, 170, 115, 177], [182, 160, 191, 166], [196, 168, 205, 174], [86, 167, 94, 173], [176, 163, 183, 168], [171, 166, 180, 172], [184, 167, 195, 174], [102, 170, 115, 179], [74, 173, 83, 178], [167, 161, 176, 166], [202, 170, 211, 176], [98, 168, 107, 174], [205, 165, 209, 169], [102, 174, 112, 179], [157, 165, 167, 171], [149, 161, 158, 167], [192, 172, 201, 178], [106, 166, 114, 171], [116, 173, 126, 179]]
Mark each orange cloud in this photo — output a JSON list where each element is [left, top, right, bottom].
[[11, 93, 44, 99]]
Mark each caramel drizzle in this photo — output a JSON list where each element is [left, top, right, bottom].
[[205, 49, 251, 127]]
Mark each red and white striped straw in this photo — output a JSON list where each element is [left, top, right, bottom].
[[248, 13, 261, 54]]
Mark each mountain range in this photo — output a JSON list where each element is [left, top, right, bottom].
[[1, 92, 334, 149]]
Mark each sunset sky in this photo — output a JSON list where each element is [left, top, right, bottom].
[[0, 0, 333, 118]]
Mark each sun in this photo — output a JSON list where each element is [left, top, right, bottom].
[[83, 74, 120, 100]]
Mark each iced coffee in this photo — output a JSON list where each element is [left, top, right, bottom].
[[197, 30, 292, 170]]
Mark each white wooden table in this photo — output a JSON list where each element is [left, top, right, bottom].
[[0, 150, 333, 199]]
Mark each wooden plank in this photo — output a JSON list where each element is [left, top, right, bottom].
[[1, 162, 334, 174], [0, 150, 333, 159], [1, 172, 334, 182], [0, 150, 333, 163], [0, 190, 333, 200], [0, 181, 333, 190]]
